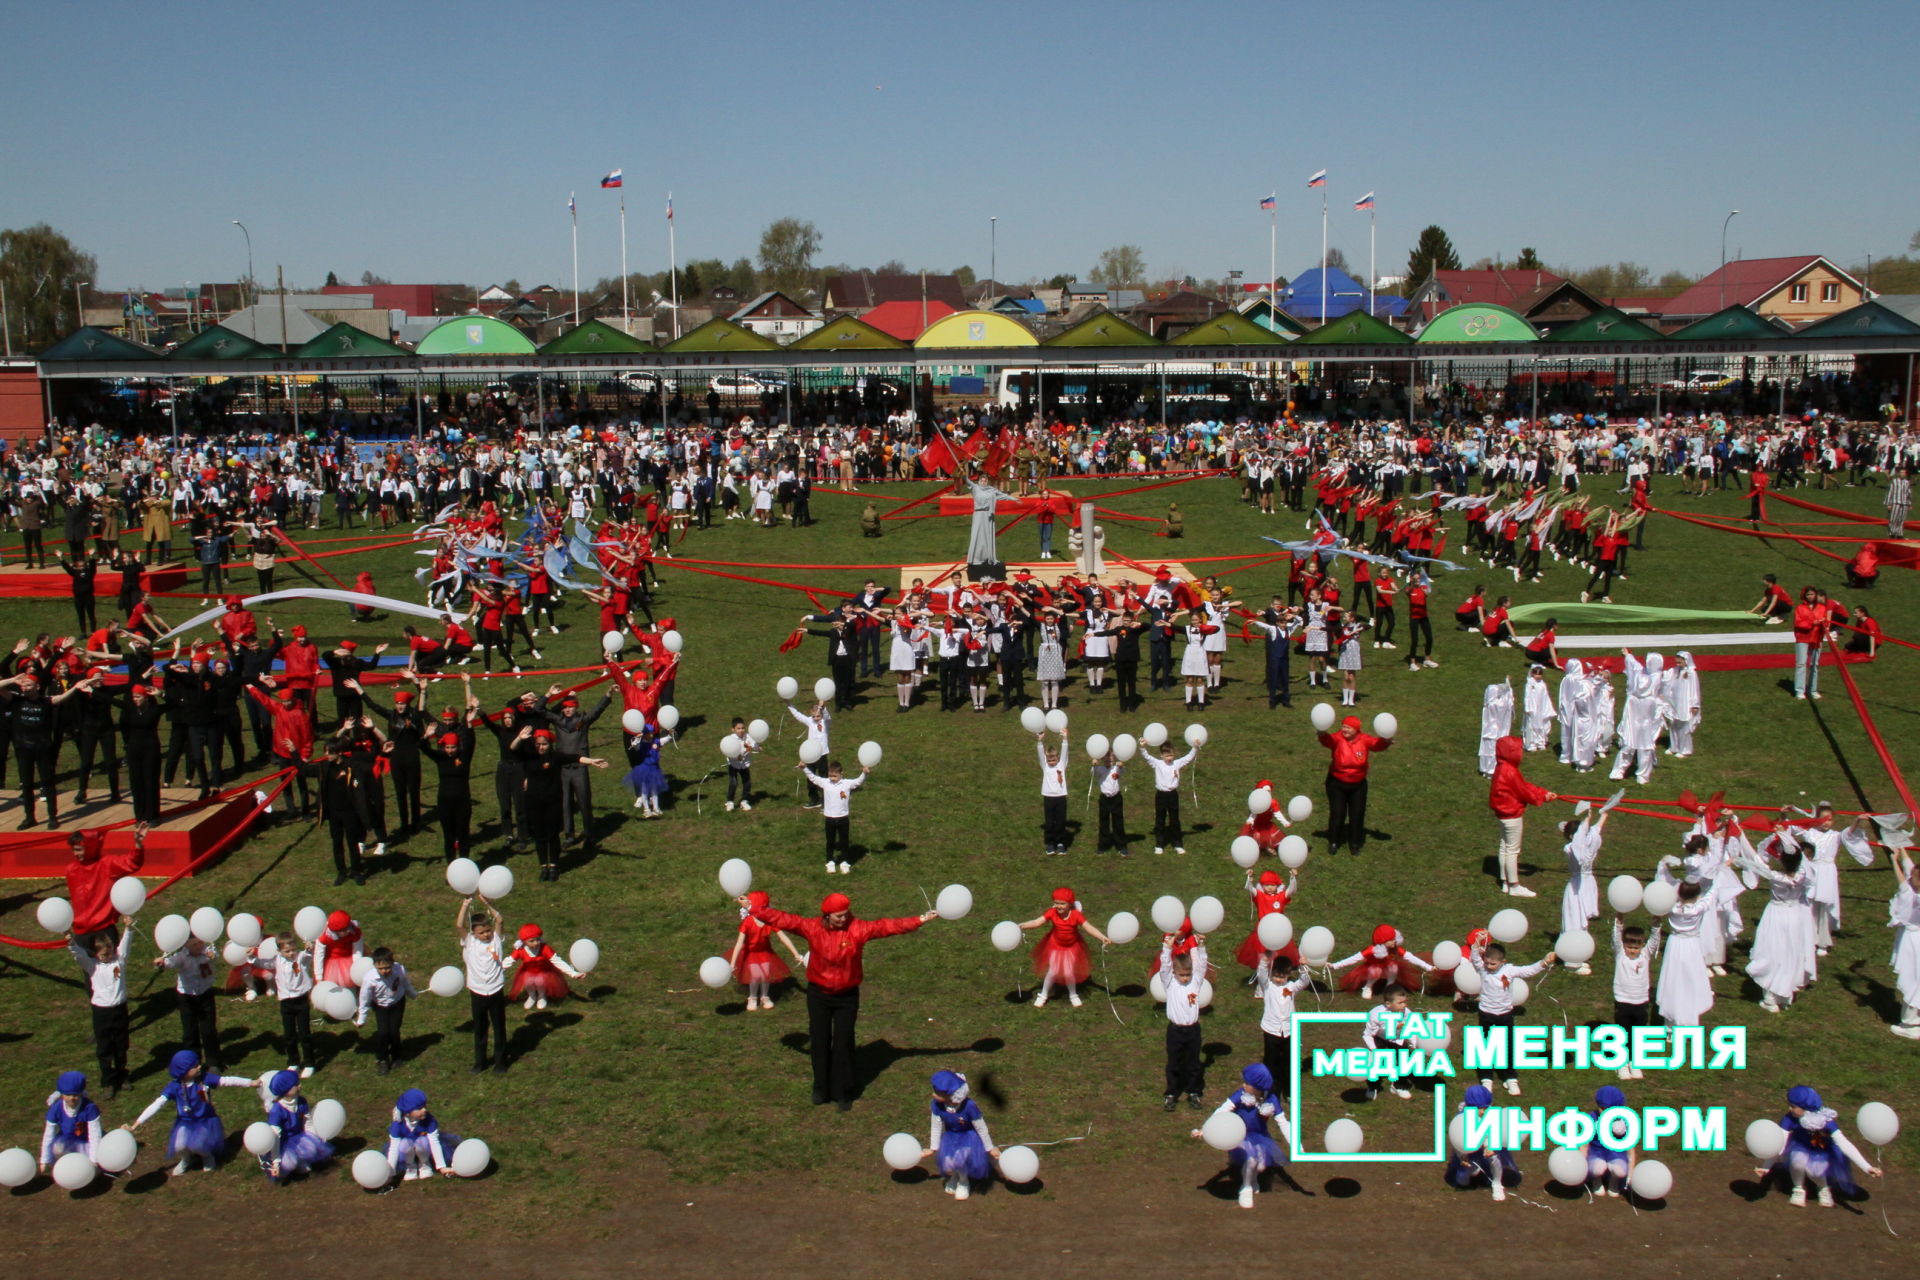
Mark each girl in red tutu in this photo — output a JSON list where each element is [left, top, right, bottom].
[[728, 891, 805, 1011], [1235, 869, 1301, 970], [224, 918, 276, 1000], [509, 924, 585, 1012], [1423, 926, 1489, 1001], [1018, 887, 1116, 1009], [1329, 924, 1434, 999], [1237, 780, 1295, 854], [316, 911, 363, 988]]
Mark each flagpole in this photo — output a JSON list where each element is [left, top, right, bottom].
[[668, 192, 680, 340], [619, 189, 630, 332], [1368, 205, 1376, 317], [1319, 184, 1328, 324], [570, 193, 580, 331], [1268, 201, 1277, 312]]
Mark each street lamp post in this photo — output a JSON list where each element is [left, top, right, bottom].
[[74, 279, 90, 331], [232, 220, 254, 308], [990, 216, 998, 294], [1719, 210, 1740, 310]]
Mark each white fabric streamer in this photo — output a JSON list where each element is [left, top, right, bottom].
[[157, 589, 453, 642]]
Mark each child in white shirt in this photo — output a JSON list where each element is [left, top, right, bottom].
[[68, 917, 135, 1096], [1468, 940, 1556, 1095], [272, 932, 317, 1077], [1609, 917, 1660, 1079]]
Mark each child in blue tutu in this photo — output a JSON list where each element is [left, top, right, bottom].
[[1191, 1063, 1290, 1209], [624, 724, 670, 818], [38, 1071, 102, 1175], [919, 1070, 998, 1201], [385, 1088, 461, 1182], [1446, 1083, 1520, 1201], [253, 1069, 334, 1184], [1586, 1084, 1636, 1197], [124, 1050, 258, 1176], [1755, 1085, 1883, 1207]]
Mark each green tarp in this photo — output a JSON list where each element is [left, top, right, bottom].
[[169, 324, 278, 360], [661, 319, 782, 353], [1666, 306, 1793, 342], [1298, 310, 1411, 345], [537, 319, 652, 355], [415, 315, 537, 355], [1043, 309, 1161, 348], [1542, 307, 1664, 344], [1415, 304, 1537, 344], [787, 316, 909, 350], [295, 322, 412, 359], [1792, 301, 1920, 340], [1168, 311, 1289, 346], [38, 326, 163, 361]]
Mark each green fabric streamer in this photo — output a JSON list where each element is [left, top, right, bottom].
[[1506, 603, 1758, 626]]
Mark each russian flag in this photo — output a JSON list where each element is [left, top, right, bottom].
[[1259, 193, 1276, 211], [600, 169, 623, 188], [1306, 169, 1327, 188], [1354, 191, 1375, 211], [665, 193, 673, 222]]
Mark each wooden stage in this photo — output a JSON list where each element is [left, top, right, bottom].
[[897, 558, 1195, 594], [0, 559, 187, 599], [0, 786, 262, 879]]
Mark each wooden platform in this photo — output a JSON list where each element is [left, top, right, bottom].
[[0, 560, 186, 599], [898, 558, 1195, 594], [0, 786, 261, 878]]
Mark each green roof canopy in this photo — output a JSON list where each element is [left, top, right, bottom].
[[1792, 300, 1920, 339], [1416, 304, 1537, 344], [415, 315, 538, 356], [1667, 306, 1793, 342], [1542, 306, 1664, 344], [1169, 311, 1290, 346], [1043, 309, 1161, 348], [538, 319, 652, 355], [1299, 310, 1412, 345], [294, 322, 412, 359], [169, 324, 278, 360], [787, 316, 909, 350], [39, 326, 163, 361], [1238, 298, 1309, 337], [661, 319, 782, 353]]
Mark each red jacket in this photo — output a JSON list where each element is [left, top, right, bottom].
[[1488, 736, 1549, 817], [1318, 729, 1389, 783], [1791, 602, 1826, 645], [755, 908, 925, 992], [281, 640, 320, 689], [65, 838, 145, 935]]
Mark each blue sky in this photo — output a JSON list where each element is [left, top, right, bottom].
[[6, 0, 1917, 293]]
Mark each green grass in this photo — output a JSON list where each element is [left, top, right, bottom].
[[1, 470, 1915, 1213]]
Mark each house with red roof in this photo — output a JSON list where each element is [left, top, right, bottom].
[[860, 299, 958, 341], [1642, 256, 1867, 331], [1404, 267, 1568, 326]]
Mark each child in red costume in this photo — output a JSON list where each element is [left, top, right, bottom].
[[509, 923, 585, 1012], [728, 891, 804, 1011], [1237, 780, 1295, 854], [315, 911, 363, 988], [1017, 887, 1116, 1009], [1329, 924, 1434, 999], [1235, 869, 1301, 969]]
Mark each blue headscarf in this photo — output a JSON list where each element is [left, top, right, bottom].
[[396, 1088, 429, 1113], [1787, 1085, 1823, 1112], [269, 1069, 300, 1098], [55, 1071, 88, 1096], [168, 1050, 200, 1080], [930, 1070, 964, 1096], [1242, 1063, 1274, 1092], [1593, 1085, 1626, 1110], [1464, 1084, 1494, 1108]]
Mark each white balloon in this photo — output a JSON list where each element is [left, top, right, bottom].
[[720, 733, 744, 760], [1150, 895, 1186, 935], [1286, 794, 1313, 823], [445, 857, 481, 896], [1488, 908, 1529, 944], [1431, 940, 1462, 971], [350, 955, 374, 987], [797, 740, 823, 765], [243, 1121, 277, 1155], [153, 914, 190, 955], [1508, 978, 1531, 1008], [94, 1128, 137, 1173], [1414, 1025, 1453, 1056], [1184, 723, 1208, 747], [1607, 875, 1643, 914], [1230, 836, 1260, 868], [814, 677, 837, 703], [991, 921, 1022, 952], [1149, 972, 1168, 1002], [699, 956, 733, 989], [0, 1148, 34, 1188], [661, 630, 685, 654], [1857, 1102, 1901, 1147], [477, 865, 514, 901], [222, 941, 253, 967], [52, 1151, 96, 1190], [36, 897, 73, 935], [1310, 703, 1336, 732], [189, 906, 225, 944], [1019, 707, 1046, 734], [569, 939, 600, 974], [1323, 1118, 1364, 1154], [1547, 1145, 1589, 1186], [324, 987, 358, 1022], [1197, 979, 1214, 1009], [621, 708, 647, 734], [1629, 1159, 1672, 1200], [111, 876, 149, 916], [776, 676, 799, 701], [1142, 721, 1169, 747], [1202, 1110, 1248, 1151], [429, 966, 465, 997], [1298, 925, 1335, 963], [1555, 931, 1597, 965], [1085, 733, 1110, 761], [451, 1138, 491, 1178], [1112, 733, 1138, 762], [602, 630, 626, 654], [1278, 835, 1309, 868], [718, 858, 754, 897], [1447, 1114, 1469, 1153], [1372, 712, 1399, 740], [882, 1132, 923, 1171], [747, 718, 771, 744], [226, 912, 262, 948], [1641, 881, 1678, 917], [1043, 709, 1068, 735], [352, 1149, 394, 1189], [657, 705, 681, 731], [1452, 961, 1483, 996], [1745, 1118, 1788, 1160], [997, 1145, 1040, 1183], [1188, 895, 1225, 935], [857, 740, 883, 769], [935, 885, 972, 920], [1106, 912, 1140, 946], [1247, 789, 1273, 815], [293, 906, 327, 943], [311, 1098, 346, 1142], [312, 980, 339, 1008], [1258, 914, 1293, 951]]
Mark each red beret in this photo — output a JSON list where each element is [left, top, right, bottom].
[[291, 625, 308, 638], [1258, 870, 1282, 886], [327, 910, 351, 932], [338, 640, 358, 651], [820, 892, 851, 914], [517, 923, 541, 942], [1051, 887, 1074, 903], [1342, 715, 1362, 731], [393, 690, 414, 703]]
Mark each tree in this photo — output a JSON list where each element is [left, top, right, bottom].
[[875, 258, 908, 276], [502, 278, 523, 297], [0, 223, 98, 345], [324, 270, 340, 287], [1093, 245, 1147, 286], [1044, 272, 1074, 290], [1403, 225, 1460, 293], [1514, 247, 1543, 271], [953, 265, 976, 288], [758, 218, 822, 295], [1910, 228, 1919, 252], [725, 257, 759, 297], [1322, 246, 1349, 273], [1654, 269, 1698, 296], [359, 270, 391, 286]]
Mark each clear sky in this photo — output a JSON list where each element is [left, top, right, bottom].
[[6, 0, 1917, 293]]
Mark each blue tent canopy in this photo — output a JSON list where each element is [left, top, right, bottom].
[[1282, 266, 1408, 323]]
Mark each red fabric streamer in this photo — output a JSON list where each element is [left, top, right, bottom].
[[1826, 638, 1919, 815], [1760, 491, 1882, 523]]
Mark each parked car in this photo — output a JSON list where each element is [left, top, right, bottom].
[[708, 373, 785, 397], [1661, 370, 1735, 391], [613, 371, 663, 395]]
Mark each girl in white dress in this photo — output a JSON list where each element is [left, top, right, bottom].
[[888, 612, 927, 711], [1609, 650, 1663, 785], [1334, 612, 1369, 707], [1799, 806, 1874, 954], [1580, 669, 1616, 773], [1742, 839, 1818, 1013], [1556, 659, 1589, 767], [1179, 611, 1216, 709], [1559, 809, 1608, 973], [1521, 666, 1556, 753], [1202, 596, 1231, 689], [1301, 597, 1330, 690], [1655, 880, 1716, 1026], [1889, 848, 1920, 1039], [1661, 650, 1701, 758], [1034, 611, 1068, 711], [1081, 608, 1112, 694]]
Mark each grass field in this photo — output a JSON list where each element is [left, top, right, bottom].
[[1, 468, 1916, 1227]]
